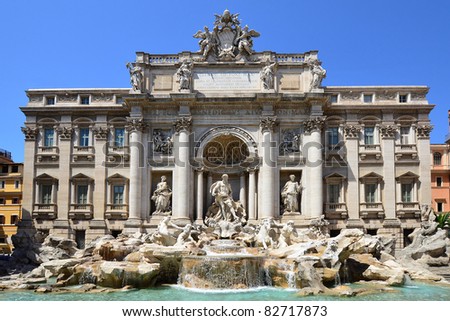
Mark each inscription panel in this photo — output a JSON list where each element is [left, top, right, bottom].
[[193, 72, 260, 91]]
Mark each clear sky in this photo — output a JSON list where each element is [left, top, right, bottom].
[[1, 0, 449, 162]]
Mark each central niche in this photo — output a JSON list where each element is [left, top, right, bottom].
[[203, 135, 249, 167]]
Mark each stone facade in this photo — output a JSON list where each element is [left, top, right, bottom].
[[19, 11, 433, 250]]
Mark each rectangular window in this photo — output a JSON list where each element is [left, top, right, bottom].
[[328, 184, 340, 203], [0, 181, 4, 189], [41, 185, 52, 204], [79, 128, 90, 147], [77, 185, 88, 204], [12, 198, 19, 204], [0, 216, 4, 225], [328, 127, 339, 147], [10, 215, 19, 225], [1, 165, 7, 173], [401, 183, 413, 203], [437, 202, 443, 212], [44, 128, 54, 147], [400, 127, 410, 145], [46, 96, 55, 105], [80, 96, 90, 105], [399, 94, 408, 103], [0, 237, 6, 243], [14, 181, 20, 189], [116, 97, 124, 104], [330, 94, 338, 103], [437, 177, 443, 187], [115, 128, 125, 147], [113, 185, 124, 204], [0, 198, 4, 205], [364, 127, 375, 145], [363, 94, 373, 103], [11, 165, 18, 173], [365, 184, 377, 203]]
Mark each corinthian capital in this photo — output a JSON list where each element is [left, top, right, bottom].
[[173, 116, 192, 133], [416, 124, 433, 139], [303, 116, 326, 134], [260, 116, 278, 133], [343, 125, 361, 139], [379, 125, 398, 139], [125, 117, 148, 132], [21, 126, 39, 141], [57, 126, 74, 140], [92, 127, 109, 140]]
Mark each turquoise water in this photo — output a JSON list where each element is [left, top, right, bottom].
[[1, 283, 449, 301]]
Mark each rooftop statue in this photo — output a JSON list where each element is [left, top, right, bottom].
[[126, 62, 143, 92], [193, 9, 259, 61]]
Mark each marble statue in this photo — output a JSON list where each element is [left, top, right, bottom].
[[193, 26, 217, 58], [260, 61, 277, 90], [276, 220, 298, 248], [309, 60, 326, 89], [126, 62, 143, 92], [148, 216, 183, 246], [175, 224, 195, 246], [176, 61, 193, 91], [210, 174, 239, 221], [255, 218, 277, 249], [281, 175, 302, 213], [151, 176, 172, 215], [214, 9, 240, 28], [236, 25, 260, 56]]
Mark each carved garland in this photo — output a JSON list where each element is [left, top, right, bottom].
[[260, 116, 278, 133], [21, 126, 39, 141], [173, 116, 192, 133], [303, 117, 325, 134]]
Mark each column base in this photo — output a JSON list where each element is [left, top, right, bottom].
[[123, 218, 143, 235]]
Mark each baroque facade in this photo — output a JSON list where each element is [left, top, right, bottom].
[[20, 11, 433, 250]]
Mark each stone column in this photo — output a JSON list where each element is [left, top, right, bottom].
[[380, 124, 397, 220], [343, 124, 361, 223], [258, 116, 278, 219], [206, 172, 213, 209], [239, 172, 246, 210], [303, 117, 325, 219], [52, 121, 73, 238], [417, 124, 433, 207], [91, 120, 109, 239], [21, 124, 38, 226], [172, 116, 192, 223], [247, 167, 257, 221], [196, 168, 204, 221], [124, 117, 148, 233]]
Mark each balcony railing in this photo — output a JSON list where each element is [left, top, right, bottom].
[[68, 204, 93, 219], [396, 202, 421, 218], [359, 144, 381, 160], [324, 203, 348, 219], [360, 202, 385, 218], [395, 144, 417, 160], [72, 146, 95, 162], [105, 204, 128, 220], [32, 203, 57, 219], [107, 145, 130, 163], [36, 146, 59, 163]]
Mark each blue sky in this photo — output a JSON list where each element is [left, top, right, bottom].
[[1, 0, 449, 162]]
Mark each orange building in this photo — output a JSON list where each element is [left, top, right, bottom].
[[430, 110, 450, 214], [0, 149, 23, 254]]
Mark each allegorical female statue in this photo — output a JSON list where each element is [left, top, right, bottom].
[[281, 174, 302, 213], [151, 176, 172, 215]]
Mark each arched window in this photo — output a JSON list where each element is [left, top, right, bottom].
[[434, 152, 442, 165]]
